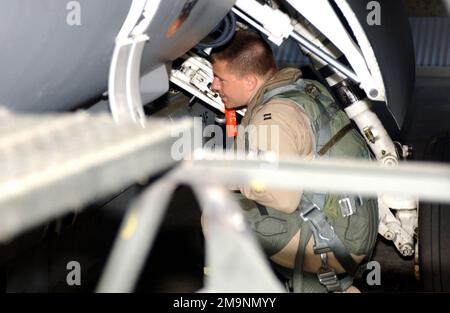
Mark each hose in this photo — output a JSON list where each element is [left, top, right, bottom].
[[195, 11, 236, 51]]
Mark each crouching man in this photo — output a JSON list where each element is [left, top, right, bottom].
[[206, 29, 378, 293]]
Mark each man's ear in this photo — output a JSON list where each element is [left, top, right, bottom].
[[244, 74, 258, 92]]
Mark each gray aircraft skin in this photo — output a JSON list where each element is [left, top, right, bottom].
[[0, 0, 235, 113], [0, 0, 414, 132]]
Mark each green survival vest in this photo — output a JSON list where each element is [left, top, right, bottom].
[[248, 77, 378, 292]]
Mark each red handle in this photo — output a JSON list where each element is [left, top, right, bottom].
[[225, 109, 237, 137]]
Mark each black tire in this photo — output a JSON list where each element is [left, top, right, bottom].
[[419, 132, 450, 291], [419, 202, 450, 291]]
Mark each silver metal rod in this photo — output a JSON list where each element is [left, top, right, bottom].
[[170, 152, 450, 204], [192, 184, 284, 292], [290, 31, 360, 83], [96, 180, 177, 292], [232, 7, 360, 84]]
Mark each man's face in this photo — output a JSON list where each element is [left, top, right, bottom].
[[211, 60, 251, 109]]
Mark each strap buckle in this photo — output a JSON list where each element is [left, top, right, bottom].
[[317, 270, 340, 292], [300, 203, 333, 253], [299, 203, 319, 222], [317, 253, 340, 292], [339, 197, 355, 217]]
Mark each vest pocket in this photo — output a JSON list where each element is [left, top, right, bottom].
[[343, 199, 377, 255], [254, 216, 288, 236], [252, 216, 289, 256]]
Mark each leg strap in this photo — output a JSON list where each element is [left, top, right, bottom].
[[299, 196, 360, 292]]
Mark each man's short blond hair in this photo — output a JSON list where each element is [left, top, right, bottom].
[[211, 30, 278, 78]]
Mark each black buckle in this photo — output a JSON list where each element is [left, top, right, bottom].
[[317, 269, 340, 292], [317, 253, 341, 292], [299, 204, 319, 221], [314, 246, 332, 254]]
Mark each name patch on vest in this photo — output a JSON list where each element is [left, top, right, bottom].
[[263, 113, 272, 121]]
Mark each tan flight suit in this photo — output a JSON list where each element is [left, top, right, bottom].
[[233, 67, 378, 292], [238, 69, 313, 214]]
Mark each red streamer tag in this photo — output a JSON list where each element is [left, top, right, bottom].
[[225, 109, 237, 137]]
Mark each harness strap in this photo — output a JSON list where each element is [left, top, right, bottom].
[[259, 79, 362, 292], [293, 218, 312, 292], [255, 201, 269, 216], [318, 123, 353, 156], [299, 201, 359, 277]]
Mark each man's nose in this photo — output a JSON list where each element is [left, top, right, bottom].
[[210, 77, 220, 92]]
